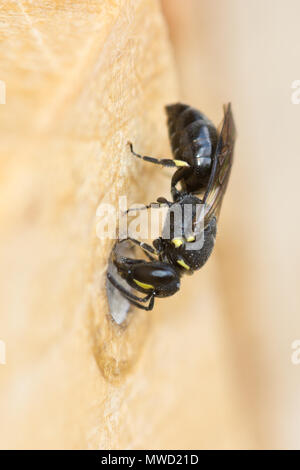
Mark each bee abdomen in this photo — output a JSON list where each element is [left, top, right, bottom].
[[165, 103, 218, 163]]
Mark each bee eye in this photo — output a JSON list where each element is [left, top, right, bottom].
[[171, 238, 183, 248], [185, 235, 195, 242]]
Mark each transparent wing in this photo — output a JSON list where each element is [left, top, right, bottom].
[[202, 103, 236, 225]]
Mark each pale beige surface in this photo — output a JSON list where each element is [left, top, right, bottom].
[[0, 0, 299, 450], [162, 0, 300, 449]]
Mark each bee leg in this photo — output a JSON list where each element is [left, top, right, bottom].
[[125, 294, 155, 311], [125, 203, 158, 214], [125, 198, 171, 215], [107, 272, 153, 303], [107, 273, 155, 311], [125, 237, 158, 261], [171, 167, 192, 200], [137, 294, 155, 311], [128, 142, 190, 168], [156, 197, 172, 207]]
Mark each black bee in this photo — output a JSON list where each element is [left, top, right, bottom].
[[107, 240, 181, 311], [106, 103, 235, 311]]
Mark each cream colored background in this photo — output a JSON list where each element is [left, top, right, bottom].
[[0, 0, 299, 449], [162, 0, 300, 448]]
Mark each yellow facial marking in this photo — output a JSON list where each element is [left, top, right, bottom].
[[133, 279, 154, 290], [174, 160, 189, 167], [186, 235, 195, 242], [177, 259, 190, 270], [171, 238, 183, 248]]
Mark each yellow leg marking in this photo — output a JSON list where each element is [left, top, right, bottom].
[[177, 259, 190, 270], [174, 160, 189, 167], [171, 238, 183, 248], [133, 279, 154, 290], [185, 235, 195, 242]]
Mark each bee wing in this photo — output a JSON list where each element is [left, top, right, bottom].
[[202, 103, 236, 225]]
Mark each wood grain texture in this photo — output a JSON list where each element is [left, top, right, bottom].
[[0, 0, 181, 449]]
